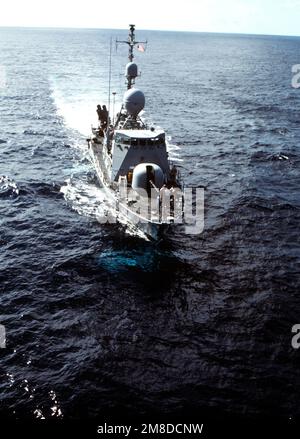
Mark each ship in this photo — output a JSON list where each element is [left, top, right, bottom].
[[87, 25, 184, 240]]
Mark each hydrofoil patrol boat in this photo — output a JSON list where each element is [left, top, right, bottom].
[[87, 25, 183, 240]]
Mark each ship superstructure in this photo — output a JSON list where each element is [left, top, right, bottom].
[[88, 25, 183, 240]]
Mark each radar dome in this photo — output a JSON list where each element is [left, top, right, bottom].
[[125, 62, 138, 78], [123, 88, 145, 117]]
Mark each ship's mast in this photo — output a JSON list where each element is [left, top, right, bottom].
[[128, 24, 136, 62], [116, 24, 147, 89]]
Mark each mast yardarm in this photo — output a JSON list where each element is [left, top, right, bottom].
[[116, 24, 147, 89]]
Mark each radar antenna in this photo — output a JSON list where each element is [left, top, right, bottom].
[[116, 24, 147, 89]]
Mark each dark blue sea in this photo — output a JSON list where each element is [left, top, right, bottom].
[[0, 27, 300, 425]]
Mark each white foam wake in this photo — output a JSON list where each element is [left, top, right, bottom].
[[51, 86, 98, 136]]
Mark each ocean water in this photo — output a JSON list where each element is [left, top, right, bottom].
[[0, 27, 300, 421]]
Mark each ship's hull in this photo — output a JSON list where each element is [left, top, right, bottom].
[[88, 140, 170, 241]]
